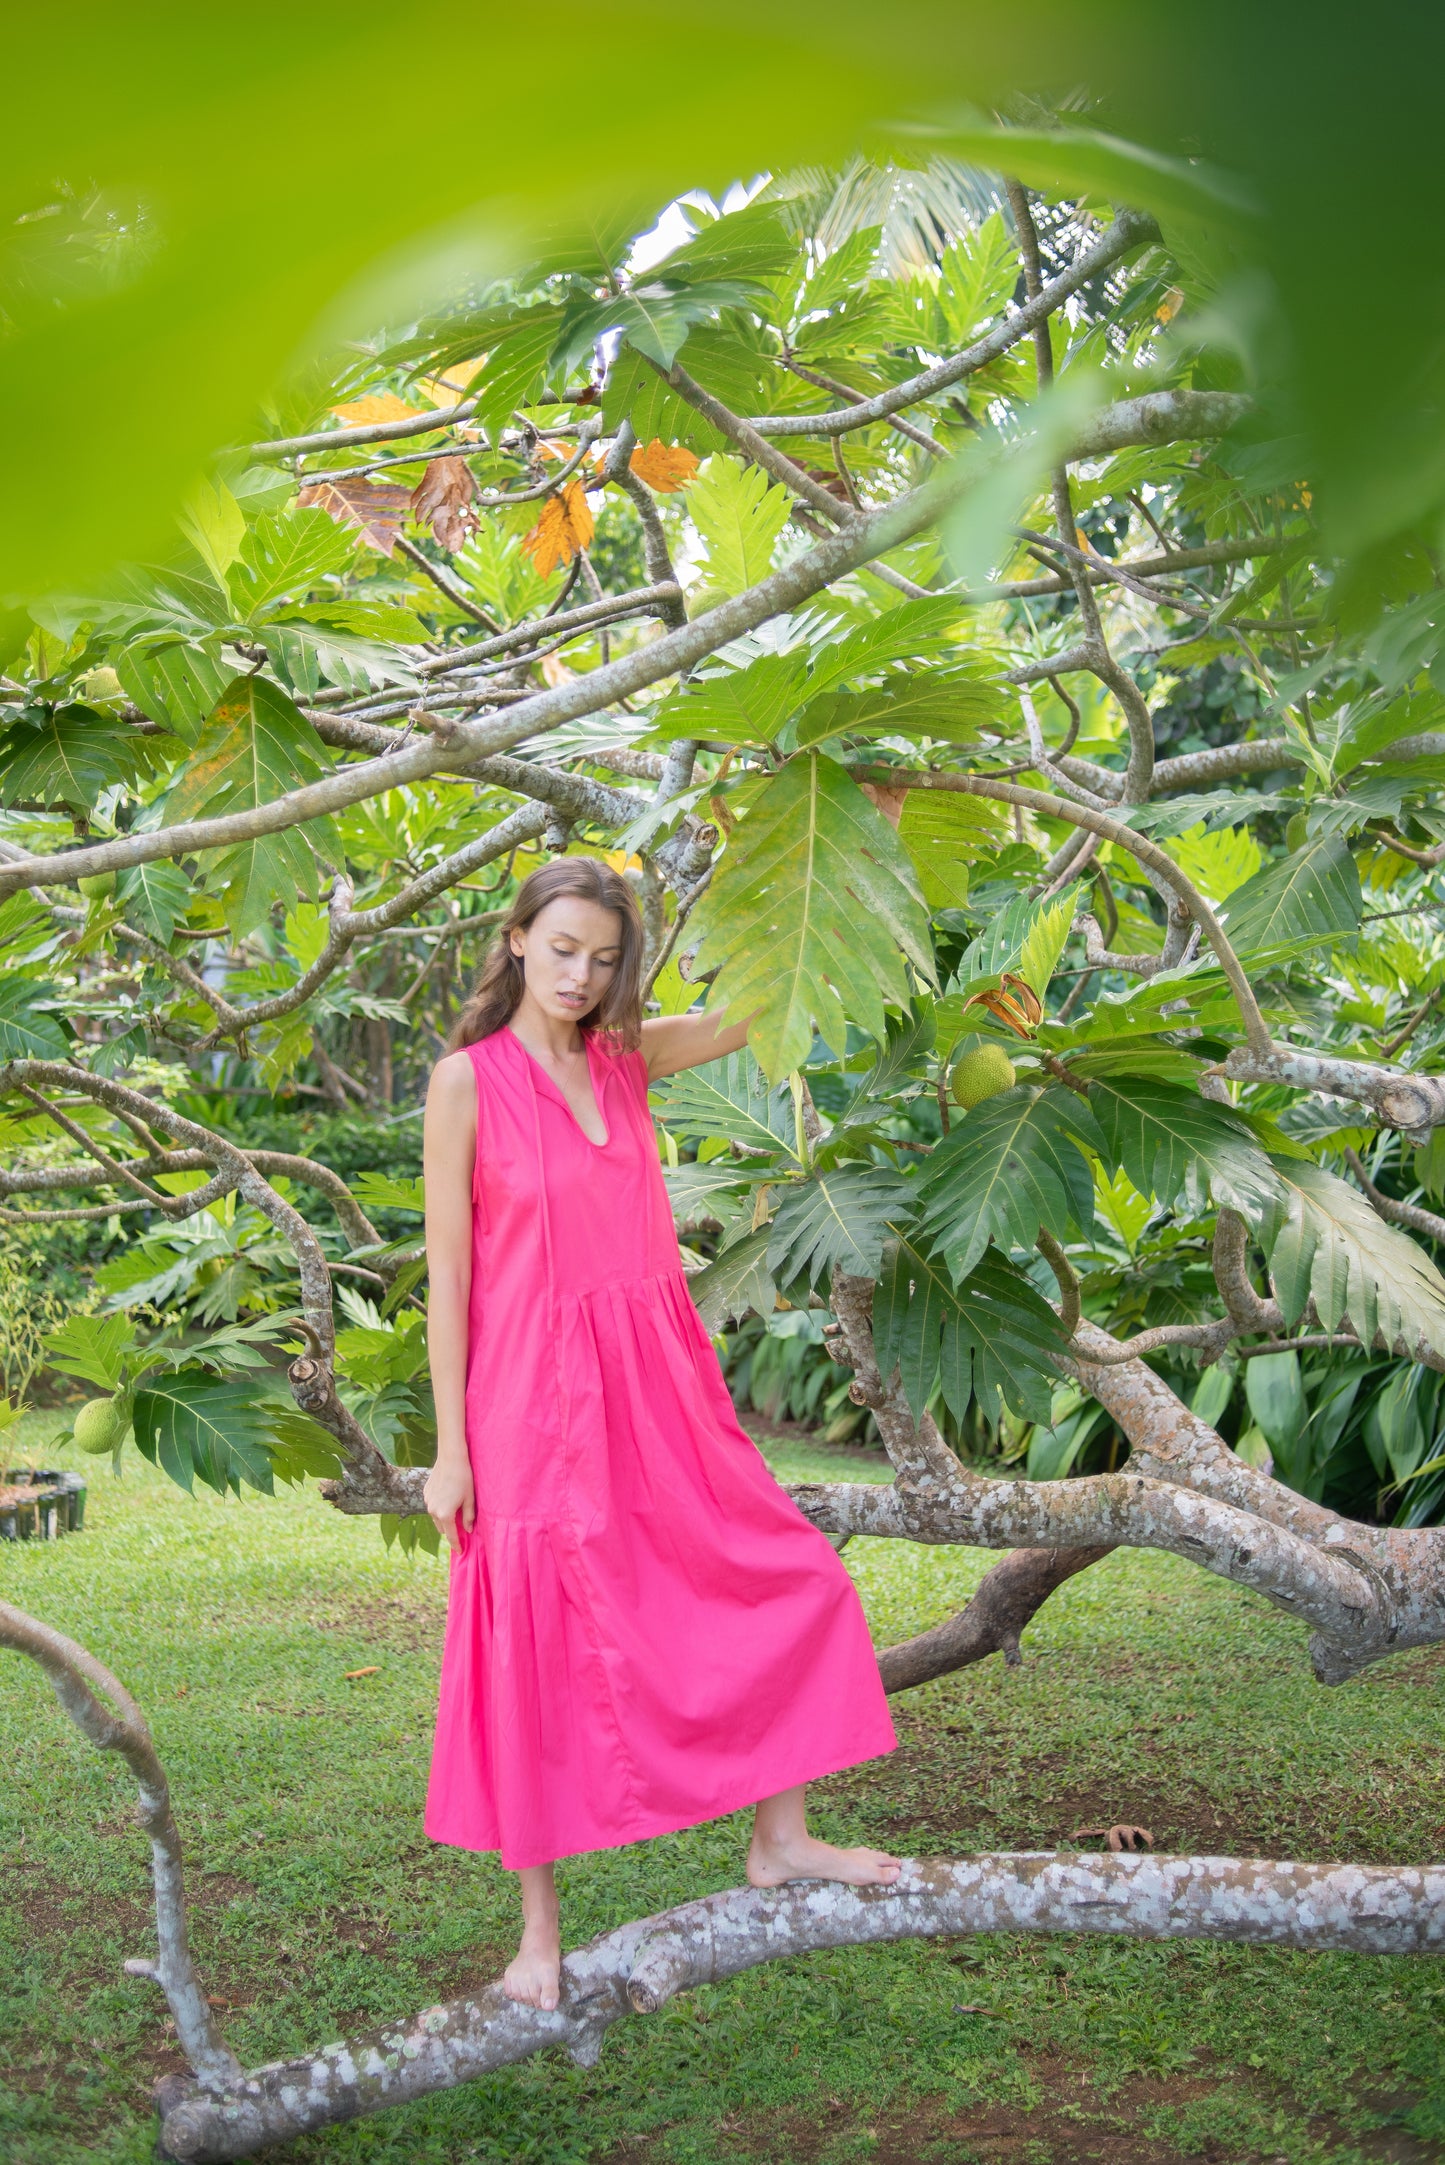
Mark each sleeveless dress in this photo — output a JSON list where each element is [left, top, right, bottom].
[[423, 1025, 898, 1870]]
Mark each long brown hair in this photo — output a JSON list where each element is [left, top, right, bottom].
[[448, 856, 645, 1051]]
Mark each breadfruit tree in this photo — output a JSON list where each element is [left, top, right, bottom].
[[7, 126, 1445, 2157]]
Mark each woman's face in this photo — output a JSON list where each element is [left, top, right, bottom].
[[510, 896, 624, 1024]]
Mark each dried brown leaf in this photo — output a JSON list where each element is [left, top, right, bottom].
[[409, 455, 478, 553], [297, 477, 412, 557]]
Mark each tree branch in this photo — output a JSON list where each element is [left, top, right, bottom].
[[154, 1847, 1445, 2160], [745, 210, 1160, 437], [0, 1601, 240, 2093]]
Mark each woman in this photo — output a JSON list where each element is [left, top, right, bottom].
[[422, 856, 900, 2014]]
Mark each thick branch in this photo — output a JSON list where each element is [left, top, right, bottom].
[[876, 1546, 1109, 1689], [1218, 1046, 1445, 1145], [154, 1850, 1445, 2160]]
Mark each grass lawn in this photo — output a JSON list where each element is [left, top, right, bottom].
[[3, 1417, 1445, 2165]]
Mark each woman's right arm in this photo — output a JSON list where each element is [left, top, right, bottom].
[[422, 1050, 478, 1554]]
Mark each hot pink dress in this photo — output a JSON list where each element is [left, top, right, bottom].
[[424, 1025, 898, 1870]]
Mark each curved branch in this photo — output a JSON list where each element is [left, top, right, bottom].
[[1035, 1228, 1081, 1334], [0, 1601, 240, 2093], [1345, 1147, 1445, 1244], [854, 767, 1272, 1055], [877, 1545, 1112, 1687], [745, 209, 1159, 437]]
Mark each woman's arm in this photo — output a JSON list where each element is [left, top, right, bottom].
[[642, 1004, 761, 1081], [421, 1050, 478, 1553]]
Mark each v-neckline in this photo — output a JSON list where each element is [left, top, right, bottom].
[[505, 1025, 611, 1149]]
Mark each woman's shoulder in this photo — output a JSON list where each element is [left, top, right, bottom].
[[428, 1045, 483, 1103]]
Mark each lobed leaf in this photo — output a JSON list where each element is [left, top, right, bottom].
[[766, 1163, 912, 1288], [874, 1235, 1066, 1427], [1259, 1155, 1445, 1359], [913, 1086, 1099, 1282], [690, 752, 935, 1079]]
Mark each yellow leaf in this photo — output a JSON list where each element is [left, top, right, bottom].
[[520, 478, 595, 576], [417, 360, 485, 400], [629, 438, 700, 493], [330, 393, 426, 428]]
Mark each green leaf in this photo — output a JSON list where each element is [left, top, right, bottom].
[[652, 651, 809, 744], [1017, 885, 1080, 1000], [936, 213, 1019, 344], [165, 675, 335, 934], [0, 704, 155, 811], [351, 1171, 425, 1215], [874, 1236, 1065, 1427], [554, 280, 764, 376], [941, 371, 1106, 588], [954, 887, 1077, 1000], [1259, 1155, 1445, 1359], [266, 1407, 346, 1485], [1244, 1350, 1305, 1453], [795, 670, 999, 746], [178, 476, 246, 588], [688, 1226, 776, 1332], [118, 860, 192, 944], [844, 1001, 937, 1112], [795, 227, 882, 318], [914, 1086, 1099, 1281], [651, 199, 799, 286], [1221, 835, 1362, 956], [898, 789, 1007, 911], [688, 455, 793, 598], [42, 1312, 138, 1391], [923, 124, 1256, 227], [807, 598, 967, 692], [1087, 1076, 1282, 1215], [651, 1050, 797, 1157], [690, 752, 935, 1079], [131, 1369, 287, 1496], [0, 977, 69, 1058], [766, 1164, 911, 1288], [229, 506, 358, 616], [379, 1511, 442, 1556], [113, 640, 233, 743], [602, 319, 773, 455]]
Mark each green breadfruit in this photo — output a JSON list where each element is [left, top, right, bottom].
[[1285, 813, 1309, 851], [951, 1044, 1018, 1110], [74, 1394, 124, 1455]]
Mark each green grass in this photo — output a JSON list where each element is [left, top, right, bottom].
[[3, 1418, 1445, 2164]]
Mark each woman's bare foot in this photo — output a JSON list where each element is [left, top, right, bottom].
[[746, 1827, 902, 1889], [503, 1862, 562, 2012], [502, 1923, 562, 2012]]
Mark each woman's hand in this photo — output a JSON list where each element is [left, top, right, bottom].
[[424, 1454, 476, 1554]]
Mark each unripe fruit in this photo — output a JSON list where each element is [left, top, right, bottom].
[[74, 1394, 124, 1455], [78, 871, 116, 901], [951, 1044, 1017, 1110], [1285, 813, 1309, 851]]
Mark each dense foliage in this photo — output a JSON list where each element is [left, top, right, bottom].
[[4, 136, 1445, 1540]]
